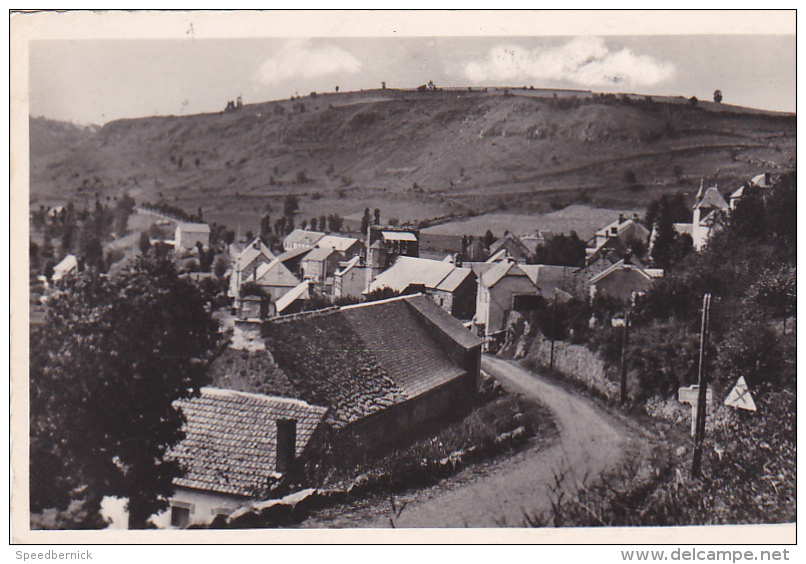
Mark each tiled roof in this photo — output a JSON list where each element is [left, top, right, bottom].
[[260, 296, 479, 429], [480, 260, 529, 288], [341, 299, 465, 398], [589, 259, 656, 285], [403, 294, 484, 350], [488, 234, 530, 258], [335, 255, 361, 276], [284, 229, 325, 247], [382, 231, 417, 242], [235, 239, 276, 272], [171, 388, 327, 497]]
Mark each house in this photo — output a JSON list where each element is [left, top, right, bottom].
[[586, 214, 649, 264], [227, 238, 277, 303], [314, 235, 365, 260], [260, 294, 484, 449], [51, 254, 78, 283], [487, 234, 531, 264], [168, 388, 328, 528], [366, 256, 477, 319], [237, 294, 275, 321], [283, 229, 325, 252], [333, 256, 371, 301], [275, 246, 312, 278], [174, 223, 210, 251], [368, 226, 419, 269], [588, 259, 664, 302], [275, 281, 311, 316], [300, 247, 344, 284], [673, 183, 730, 251], [729, 172, 774, 210], [252, 259, 301, 302], [475, 260, 571, 340]]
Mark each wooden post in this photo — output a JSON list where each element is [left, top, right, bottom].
[[620, 310, 630, 406], [549, 290, 557, 371], [692, 293, 712, 478]]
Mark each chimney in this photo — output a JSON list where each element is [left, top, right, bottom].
[[633, 213, 640, 221], [275, 419, 297, 476], [765, 172, 771, 185], [618, 213, 624, 224]]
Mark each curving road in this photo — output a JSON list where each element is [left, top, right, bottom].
[[302, 356, 650, 528]]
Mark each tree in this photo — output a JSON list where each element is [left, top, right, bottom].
[[689, 96, 699, 107], [713, 90, 723, 104], [310, 217, 318, 231], [373, 208, 381, 225], [260, 214, 272, 240], [319, 215, 327, 233], [283, 194, 299, 217], [30, 256, 219, 528], [138, 231, 151, 255], [213, 257, 229, 279], [531, 232, 587, 267], [483, 230, 496, 249], [327, 214, 343, 233], [360, 208, 371, 235]]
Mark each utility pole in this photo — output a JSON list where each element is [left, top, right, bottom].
[[692, 293, 712, 478], [549, 289, 558, 371], [620, 310, 630, 406]]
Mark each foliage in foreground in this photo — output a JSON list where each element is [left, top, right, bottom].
[[30, 256, 220, 529], [528, 388, 795, 527]]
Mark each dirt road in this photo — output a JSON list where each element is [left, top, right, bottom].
[[301, 356, 652, 528]]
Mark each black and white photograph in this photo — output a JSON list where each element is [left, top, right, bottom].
[[10, 9, 796, 546]]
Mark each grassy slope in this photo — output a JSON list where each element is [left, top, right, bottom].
[[30, 88, 796, 233]]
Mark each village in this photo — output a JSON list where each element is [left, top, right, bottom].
[[27, 163, 795, 530]]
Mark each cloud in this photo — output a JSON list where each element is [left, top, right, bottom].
[[254, 41, 362, 85], [463, 37, 675, 87]]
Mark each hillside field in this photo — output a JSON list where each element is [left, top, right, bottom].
[[29, 87, 796, 236]]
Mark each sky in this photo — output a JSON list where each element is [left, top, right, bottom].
[[28, 31, 796, 125]]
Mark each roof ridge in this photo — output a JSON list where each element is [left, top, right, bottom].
[[197, 386, 327, 410], [340, 293, 423, 310]]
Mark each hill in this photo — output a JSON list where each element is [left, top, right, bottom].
[[29, 88, 796, 234]]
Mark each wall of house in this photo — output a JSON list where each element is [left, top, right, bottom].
[[169, 487, 248, 528], [340, 374, 475, 451], [176, 229, 209, 251], [482, 276, 540, 337], [335, 266, 370, 300], [450, 275, 478, 320]]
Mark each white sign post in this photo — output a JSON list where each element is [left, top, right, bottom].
[[678, 385, 713, 437]]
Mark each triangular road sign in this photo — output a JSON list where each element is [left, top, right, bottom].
[[724, 376, 757, 412]]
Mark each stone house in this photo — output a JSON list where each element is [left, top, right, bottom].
[[366, 256, 477, 320], [252, 259, 301, 303], [283, 229, 325, 252], [300, 247, 344, 284], [168, 388, 328, 528], [332, 256, 371, 301], [228, 238, 277, 304], [260, 294, 484, 450], [314, 235, 365, 261], [588, 259, 664, 302], [174, 223, 210, 252]]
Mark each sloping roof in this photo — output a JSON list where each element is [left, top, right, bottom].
[[316, 235, 362, 252], [171, 388, 327, 497], [341, 299, 466, 398], [589, 259, 658, 285], [254, 259, 300, 288], [53, 254, 78, 276], [276, 246, 312, 263], [284, 229, 325, 248], [367, 256, 456, 293], [434, 267, 474, 292], [235, 239, 276, 272], [480, 260, 531, 288], [465, 262, 495, 279], [276, 281, 310, 314], [382, 231, 417, 242], [335, 255, 361, 276], [261, 296, 479, 429], [403, 294, 484, 349], [750, 172, 772, 188], [302, 247, 343, 263], [488, 234, 530, 259], [695, 187, 729, 211], [177, 222, 210, 233]]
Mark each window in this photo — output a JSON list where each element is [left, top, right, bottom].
[[171, 505, 190, 528]]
